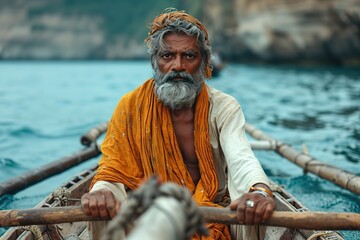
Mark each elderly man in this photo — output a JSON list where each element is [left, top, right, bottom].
[[81, 8, 275, 240]]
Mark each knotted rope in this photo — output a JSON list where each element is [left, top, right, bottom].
[[52, 187, 81, 206], [52, 187, 71, 206], [103, 176, 208, 240], [20, 225, 44, 240]]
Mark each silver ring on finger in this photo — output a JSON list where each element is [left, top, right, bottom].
[[245, 200, 255, 208]]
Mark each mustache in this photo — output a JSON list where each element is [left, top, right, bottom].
[[162, 71, 195, 84]]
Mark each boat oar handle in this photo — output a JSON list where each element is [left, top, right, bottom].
[[0, 147, 100, 196], [201, 207, 360, 230], [80, 122, 108, 146], [0, 206, 359, 230], [0, 205, 96, 227]]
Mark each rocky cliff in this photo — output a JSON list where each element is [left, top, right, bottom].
[[1, 0, 359, 65], [0, 0, 156, 59], [204, 0, 360, 65]]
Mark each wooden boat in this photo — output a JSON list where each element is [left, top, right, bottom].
[[1, 123, 357, 240], [0, 165, 345, 240]]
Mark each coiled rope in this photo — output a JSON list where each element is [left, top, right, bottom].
[[103, 176, 208, 240]]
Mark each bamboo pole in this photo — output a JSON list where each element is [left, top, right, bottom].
[[245, 123, 360, 195], [249, 140, 277, 150], [0, 206, 359, 230], [0, 145, 100, 196], [80, 122, 109, 146]]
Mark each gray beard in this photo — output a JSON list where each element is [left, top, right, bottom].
[[154, 70, 204, 110]]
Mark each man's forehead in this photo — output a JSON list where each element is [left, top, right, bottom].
[[161, 33, 200, 51]]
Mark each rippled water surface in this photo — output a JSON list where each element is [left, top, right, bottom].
[[0, 62, 359, 238]]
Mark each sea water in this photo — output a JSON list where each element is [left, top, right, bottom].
[[0, 61, 359, 238]]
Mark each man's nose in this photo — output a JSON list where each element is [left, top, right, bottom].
[[171, 56, 185, 72]]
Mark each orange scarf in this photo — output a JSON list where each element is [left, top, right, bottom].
[[91, 78, 231, 239]]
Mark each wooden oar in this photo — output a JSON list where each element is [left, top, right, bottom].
[[80, 122, 109, 146], [245, 123, 360, 195], [203, 207, 360, 230], [0, 206, 359, 230], [0, 145, 100, 196]]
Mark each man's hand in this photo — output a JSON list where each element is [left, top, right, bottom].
[[81, 189, 120, 219], [229, 190, 276, 225]]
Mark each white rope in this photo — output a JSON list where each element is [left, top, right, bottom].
[[103, 176, 208, 240]]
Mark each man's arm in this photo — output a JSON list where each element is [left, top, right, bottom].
[[208, 88, 276, 224]]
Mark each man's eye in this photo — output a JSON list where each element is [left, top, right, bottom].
[[185, 53, 196, 59], [162, 53, 172, 59]]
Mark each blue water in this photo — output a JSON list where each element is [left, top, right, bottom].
[[0, 61, 359, 239]]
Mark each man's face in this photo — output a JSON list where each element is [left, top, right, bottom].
[[153, 33, 205, 110], [157, 33, 202, 75]]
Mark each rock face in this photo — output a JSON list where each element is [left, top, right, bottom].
[[0, 0, 147, 60], [0, 0, 359, 65], [204, 0, 360, 65], [0, 12, 104, 59]]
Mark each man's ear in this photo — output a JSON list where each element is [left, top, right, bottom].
[[151, 56, 156, 69]]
